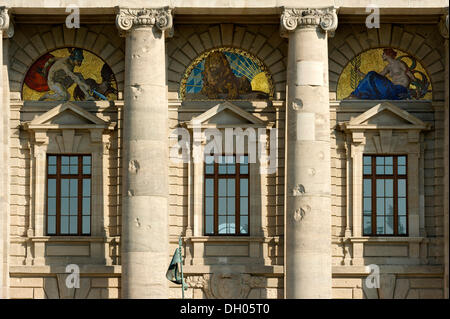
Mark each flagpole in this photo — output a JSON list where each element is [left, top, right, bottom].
[[178, 236, 185, 299]]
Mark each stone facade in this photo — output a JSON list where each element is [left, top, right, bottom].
[[0, 1, 448, 299]]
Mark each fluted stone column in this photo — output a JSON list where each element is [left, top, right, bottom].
[[116, 7, 172, 298], [0, 6, 12, 299], [281, 7, 338, 299]]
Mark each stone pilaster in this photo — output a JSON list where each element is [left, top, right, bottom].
[[281, 7, 338, 299], [438, 9, 449, 299], [0, 6, 12, 300], [116, 7, 173, 299]]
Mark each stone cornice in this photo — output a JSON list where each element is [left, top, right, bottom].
[[115, 6, 173, 35], [280, 7, 338, 36]]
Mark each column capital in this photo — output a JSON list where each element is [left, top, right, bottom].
[[0, 7, 14, 38], [280, 7, 338, 37], [438, 9, 449, 39], [115, 6, 173, 35]]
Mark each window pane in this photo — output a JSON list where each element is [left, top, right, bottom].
[[70, 156, 78, 165], [47, 216, 56, 234], [376, 216, 385, 234], [205, 215, 214, 234], [376, 157, 384, 166], [227, 164, 235, 174], [83, 165, 91, 175], [205, 155, 214, 164], [385, 165, 393, 175], [205, 165, 214, 174], [227, 179, 235, 197], [70, 198, 78, 215], [48, 179, 56, 197], [240, 216, 248, 234], [61, 198, 69, 215], [218, 198, 226, 215], [70, 179, 78, 197], [240, 179, 248, 196], [398, 179, 406, 197], [83, 156, 91, 165], [69, 216, 77, 234], [82, 198, 90, 215], [376, 165, 384, 175], [70, 164, 78, 174], [48, 156, 57, 165], [205, 179, 214, 197], [61, 216, 69, 234], [47, 198, 56, 215], [398, 165, 406, 175], [218, 164, 227, 174], [398, 216, 407, 234], [205, 197, 213, 216], [385, 216, 394, 235], [83, 179, 91, 197], [398, 198, 407, 215], [363, 165, 372, 175], [385, 179, 393, 197], [218, 179, 226, 197], [363, 216, 372, 235], [385, 157, 393, 165], [218, 216, 227, 234], [48, 166, 56, 174], [228, 216, 235, 233], [363, 179, 371, 196], [398, 156, 406, 166], [363, 198, 371, 213], [240, 197, 248, 215], [376, 180, 384, 197], [363, 156, 371, 166], [82, 216, 90, 234], [62, 156, 70, 165], [61, 165, 69, 174], [227, 198, 235, 215], [61, 179, 69, 196], [240, 164, 249, 174], [385, 198, 394, 215], [376, 198, 384, 215]]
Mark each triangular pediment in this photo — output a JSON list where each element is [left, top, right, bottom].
[[188, 102, 266, 128], [344, 102, 429, 130], [29, 102, 108, 126]]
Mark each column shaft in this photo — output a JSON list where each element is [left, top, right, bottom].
[[117, 8, 172, 298], [282, 8, 337, 299]]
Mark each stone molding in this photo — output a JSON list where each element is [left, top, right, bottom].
[[115, 7, 173, 34], [438, 10, 449, 39], [280, 7, 338, 36]]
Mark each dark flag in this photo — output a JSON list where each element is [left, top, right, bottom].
[[166, 248, 183, 284]]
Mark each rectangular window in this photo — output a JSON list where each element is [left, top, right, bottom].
[[204, 155, 249, 235], [46, 155, 92, 236], [363, 155, 407, 236]]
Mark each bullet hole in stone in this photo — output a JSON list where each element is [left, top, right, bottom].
[[292, 98, 303, 111], [135, 218, 141, 227], [318, 152, 325, 160], [308, 168, 316, 176], [128, 189, 134, 197], [293, 184, 305, 196], [129, 160, 140, 174]]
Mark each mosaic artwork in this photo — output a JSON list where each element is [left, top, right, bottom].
[[180, 48, 273, 100], [22, 48, 118, 101], [338, 48, 432, 100]]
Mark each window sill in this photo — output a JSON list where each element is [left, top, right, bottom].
[[29, 236, 106, 243], [348, 236, 425, 244], [187, 236, 265, 243]]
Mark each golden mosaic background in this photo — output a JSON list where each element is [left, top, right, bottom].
[[337, 48, 432, 100]]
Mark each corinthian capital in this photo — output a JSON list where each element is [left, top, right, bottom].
[[281, 7, 338, 36], [115, 7, 173, 34], [438, 9, 448, 39], [0, 6, 10, 31]]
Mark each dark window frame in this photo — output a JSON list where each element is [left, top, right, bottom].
[[46, 154, 92, 236], [363, 154, 408, 236], [204, 154, 250, 236]]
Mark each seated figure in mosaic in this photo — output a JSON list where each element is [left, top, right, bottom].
[[346, 48, 415, 100]]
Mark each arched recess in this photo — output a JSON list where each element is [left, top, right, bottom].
[[166, 24, 288, 100], [328, 24, 446, 101], [7, 24, 125, 97]]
